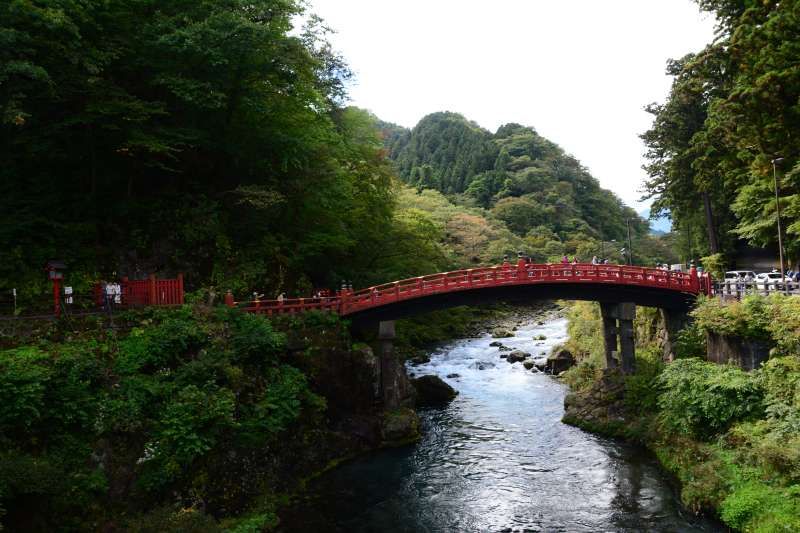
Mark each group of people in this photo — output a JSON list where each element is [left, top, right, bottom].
[[558, 255, 614, 265]]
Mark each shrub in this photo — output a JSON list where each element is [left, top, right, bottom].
[[116, 310, 208, 374], [657, 359, 764, 440], [673, 322, 706, 358], [0, 347, 51, 434], [624, 347, 664, 415], [764, 294, 800, 356], [691, 295, 770, 339]]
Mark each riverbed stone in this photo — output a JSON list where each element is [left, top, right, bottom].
[[498, 345, 512, 352], [506, 350, 530, 363], [547, 347, 575, 374], [446, 373, 460, 379], [412, 375, 458, 406], [523, 361, 534, 370], [489, 341, 503, 347], [409, 354, 431, 366], [492, 329, 514, 338], [469, 361, 496, 370]]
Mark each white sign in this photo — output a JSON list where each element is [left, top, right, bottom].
[[64, 286, 73, 295]]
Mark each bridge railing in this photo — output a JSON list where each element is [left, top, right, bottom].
[[227, 263, 710, 317], [341, 263, 705, 314], [236, 297, 339, 316]]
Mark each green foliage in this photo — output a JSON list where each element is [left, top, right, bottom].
[[658, 359, 764, 440], [623, 347, 664, 415], [720, 482, 800, 532], [386, 112, 676, 266], [0, 346, 51, 433], [643, 1, 800, 260], [691, 295, 771, 339], [673, 322, 706, 358], [699, 253, 726, 280], [0, 307, 326, 530], [0, 1, 400, 302]]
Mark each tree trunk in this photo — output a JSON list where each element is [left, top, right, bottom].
[[703, 192, 719, 253]]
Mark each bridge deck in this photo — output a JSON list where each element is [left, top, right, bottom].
[[232, 263, 711, 317]]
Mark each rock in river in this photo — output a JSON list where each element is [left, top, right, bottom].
[[506, 350, 530, 364], [412, 375, 459, 406], [547, 347, 575, 374], [491, 329, 514, 338], [409, 354, 431, 366]]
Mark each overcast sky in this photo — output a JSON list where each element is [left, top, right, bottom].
[[305, 0, 717, 212]]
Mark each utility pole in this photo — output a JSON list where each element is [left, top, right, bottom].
[[772, 158, 786, 289], [626, 218, 633, 266]]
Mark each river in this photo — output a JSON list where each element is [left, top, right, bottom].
[[281, 315, 721, 532]]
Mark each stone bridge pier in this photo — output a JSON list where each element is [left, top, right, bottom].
[[378, 320, 402, 409], [600, 302, 636, 374]]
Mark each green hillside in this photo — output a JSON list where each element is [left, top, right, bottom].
[[381, 112, 676, 264]]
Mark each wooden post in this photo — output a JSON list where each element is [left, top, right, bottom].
[[53, 277, 61, 317], [224, 290, 235, 307], [177, 273, 184, 304]]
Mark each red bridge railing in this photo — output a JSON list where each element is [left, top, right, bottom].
[[229, 263, 712, 317]]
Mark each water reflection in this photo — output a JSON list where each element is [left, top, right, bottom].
[[281, 318, 720, 532]]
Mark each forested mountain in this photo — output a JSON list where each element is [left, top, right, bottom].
[[642, 0, 800, 265], [380, 112, 675, 264], [0, 1, 434, 301]]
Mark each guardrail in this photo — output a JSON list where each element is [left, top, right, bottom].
[[715, 280, 800, 299]]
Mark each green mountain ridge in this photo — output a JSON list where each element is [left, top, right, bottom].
[[379, 112, 647, 243]]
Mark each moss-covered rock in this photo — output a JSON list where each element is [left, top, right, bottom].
[[381, 407, 421, 447]]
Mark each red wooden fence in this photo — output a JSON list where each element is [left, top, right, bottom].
[[94, 274, 184, 307]]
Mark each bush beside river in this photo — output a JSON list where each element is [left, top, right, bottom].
[[0, 307, 419, 531], [561, 296, 800, 532]]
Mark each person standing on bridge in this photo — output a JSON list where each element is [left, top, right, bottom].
[[591, 256, 599, 265], [561, 255, 569, 264]]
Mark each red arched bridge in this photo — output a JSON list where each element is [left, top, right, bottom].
[[226, 262, 712, 324]]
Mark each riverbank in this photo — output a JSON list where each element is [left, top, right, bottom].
[[0, 306, 423, 531], [559, 298, 800, 532]]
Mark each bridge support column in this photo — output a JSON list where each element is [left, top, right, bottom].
[[659, 309, 688, 362], [600, 303, 619, 369], [378, 320, 401, 409], [600, 302, 636, 374]]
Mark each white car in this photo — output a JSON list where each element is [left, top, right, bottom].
[[723, 271, 756, 293], [755, 272, 792, 291]]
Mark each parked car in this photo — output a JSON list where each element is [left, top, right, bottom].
[[755, 271, 792, 291], [723, 271, 756, 293]]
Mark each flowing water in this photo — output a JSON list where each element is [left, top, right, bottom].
[[281, 316, 721, 532]]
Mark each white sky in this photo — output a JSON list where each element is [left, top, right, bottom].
[[304, 0, 717, 211]]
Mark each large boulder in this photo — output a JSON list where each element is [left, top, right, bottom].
[[506, 350, 530, 363], [412, 375, 458, 406], [492, 329, 514, 338], [547, 347, 575, 374]]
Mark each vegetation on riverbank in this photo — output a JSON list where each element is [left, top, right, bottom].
[[562, 296, 800, 531], [0, 307, 415, 531]]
